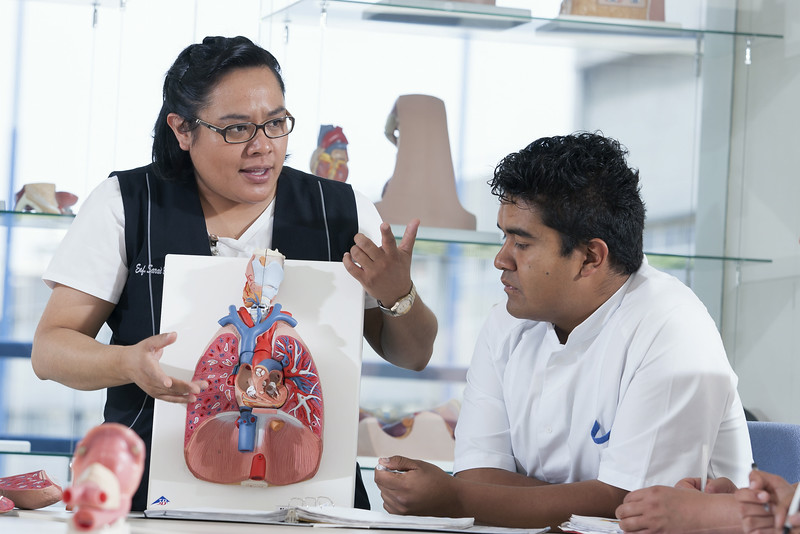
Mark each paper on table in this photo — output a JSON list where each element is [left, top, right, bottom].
[[463, 527, 549, 534], [144, 507, 289, 524], [145, 505, 549, 533], [560, 514, 622, 534], [298, 507, 549, 534], [144, 506, 469, 529], [292, 505, 473, 529]]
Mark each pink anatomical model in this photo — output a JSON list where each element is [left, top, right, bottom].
[[185, 249, 323, 486], [0, 495, 14, 513], [14, 183, 78, 214], [63, 423, 145, 532], [0, 469, 63, 510]]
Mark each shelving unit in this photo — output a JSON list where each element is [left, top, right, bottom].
[[0, 215, 772, 365], [262, 0, 783, 41], [0, 0, 783, 460], [0, 210, 75, 229]]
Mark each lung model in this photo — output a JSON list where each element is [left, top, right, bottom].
[[184, 249, 323, 486]]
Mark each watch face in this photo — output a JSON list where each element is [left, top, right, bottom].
[[393, 297, 412, 315]]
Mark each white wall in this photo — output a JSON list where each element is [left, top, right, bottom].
[[724, 0, 800, 423]]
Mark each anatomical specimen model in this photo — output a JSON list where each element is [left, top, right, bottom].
[[375, 94, 476, 230], [63, 423, 145, 532], [310, 125, 349, 182], [184, 249, 323, 486], [14, 182, 78, 214], [0, 469, 63, 511]]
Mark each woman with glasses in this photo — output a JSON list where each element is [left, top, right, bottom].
[[30, 36, 437, 511]]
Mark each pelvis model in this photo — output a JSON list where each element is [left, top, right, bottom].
[[184, 249, 323, 486]]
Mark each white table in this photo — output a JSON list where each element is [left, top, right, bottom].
[[1, 508, 322, 533]]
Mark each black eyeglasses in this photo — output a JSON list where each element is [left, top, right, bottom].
[[194, 115, 295, 144]]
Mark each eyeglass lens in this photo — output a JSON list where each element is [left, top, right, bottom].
[[224, 116, 294, 143]]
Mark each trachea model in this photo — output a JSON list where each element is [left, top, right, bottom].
[[184, 249, 324, 486]]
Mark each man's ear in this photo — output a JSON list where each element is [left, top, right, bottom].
[[580, 238, 609, 277], [167, 113, 192, 151]]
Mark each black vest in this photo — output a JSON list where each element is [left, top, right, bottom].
[[104, 164, 359, 509]]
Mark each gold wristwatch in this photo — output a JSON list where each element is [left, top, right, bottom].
[[378, 283, 417, 317]]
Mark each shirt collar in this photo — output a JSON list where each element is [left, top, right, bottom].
[[558, 256, 647, 346]]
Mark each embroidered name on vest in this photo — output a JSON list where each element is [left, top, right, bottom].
[[134, 263, 164, 276]]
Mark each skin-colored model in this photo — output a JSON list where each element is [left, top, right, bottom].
[[63, 423, 145, 532]]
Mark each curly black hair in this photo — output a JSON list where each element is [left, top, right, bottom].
[[151, 36, 285, 183], [490, 132, 646, 275]]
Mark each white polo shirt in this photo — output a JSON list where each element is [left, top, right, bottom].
[[454, 259, 752, 490], [43, 175, 383, 308]]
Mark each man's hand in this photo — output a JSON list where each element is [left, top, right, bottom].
[[617, 485, 693, 533], [616, 484, 736, 534], [123, 332, 207, 403], [736, 469, 798, 533], [675, 476, 738, 494], [374, 456, 465, 518]]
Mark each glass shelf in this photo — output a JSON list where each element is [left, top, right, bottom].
[[32, 0, 126, 8], [0, 449, 73, 458], [645, 251, 771, 263], [263, 0, 783, 54], [393, 225, 772, 264], [362, 361, 467, 382], [0, 210, 75, 229], [0, 434, 79, 456], [6, 212, 770, 265], [391, 224, 503, 246]]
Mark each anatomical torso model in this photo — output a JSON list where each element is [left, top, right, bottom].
[[184, 249, 323, 486]]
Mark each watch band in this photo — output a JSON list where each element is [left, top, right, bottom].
[[378, 282, 417, 317]]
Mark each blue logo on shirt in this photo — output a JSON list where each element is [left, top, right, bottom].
[[591, 420, 611, 444]]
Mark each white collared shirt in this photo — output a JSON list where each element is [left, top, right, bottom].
[[454, 259, 752, 490]]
